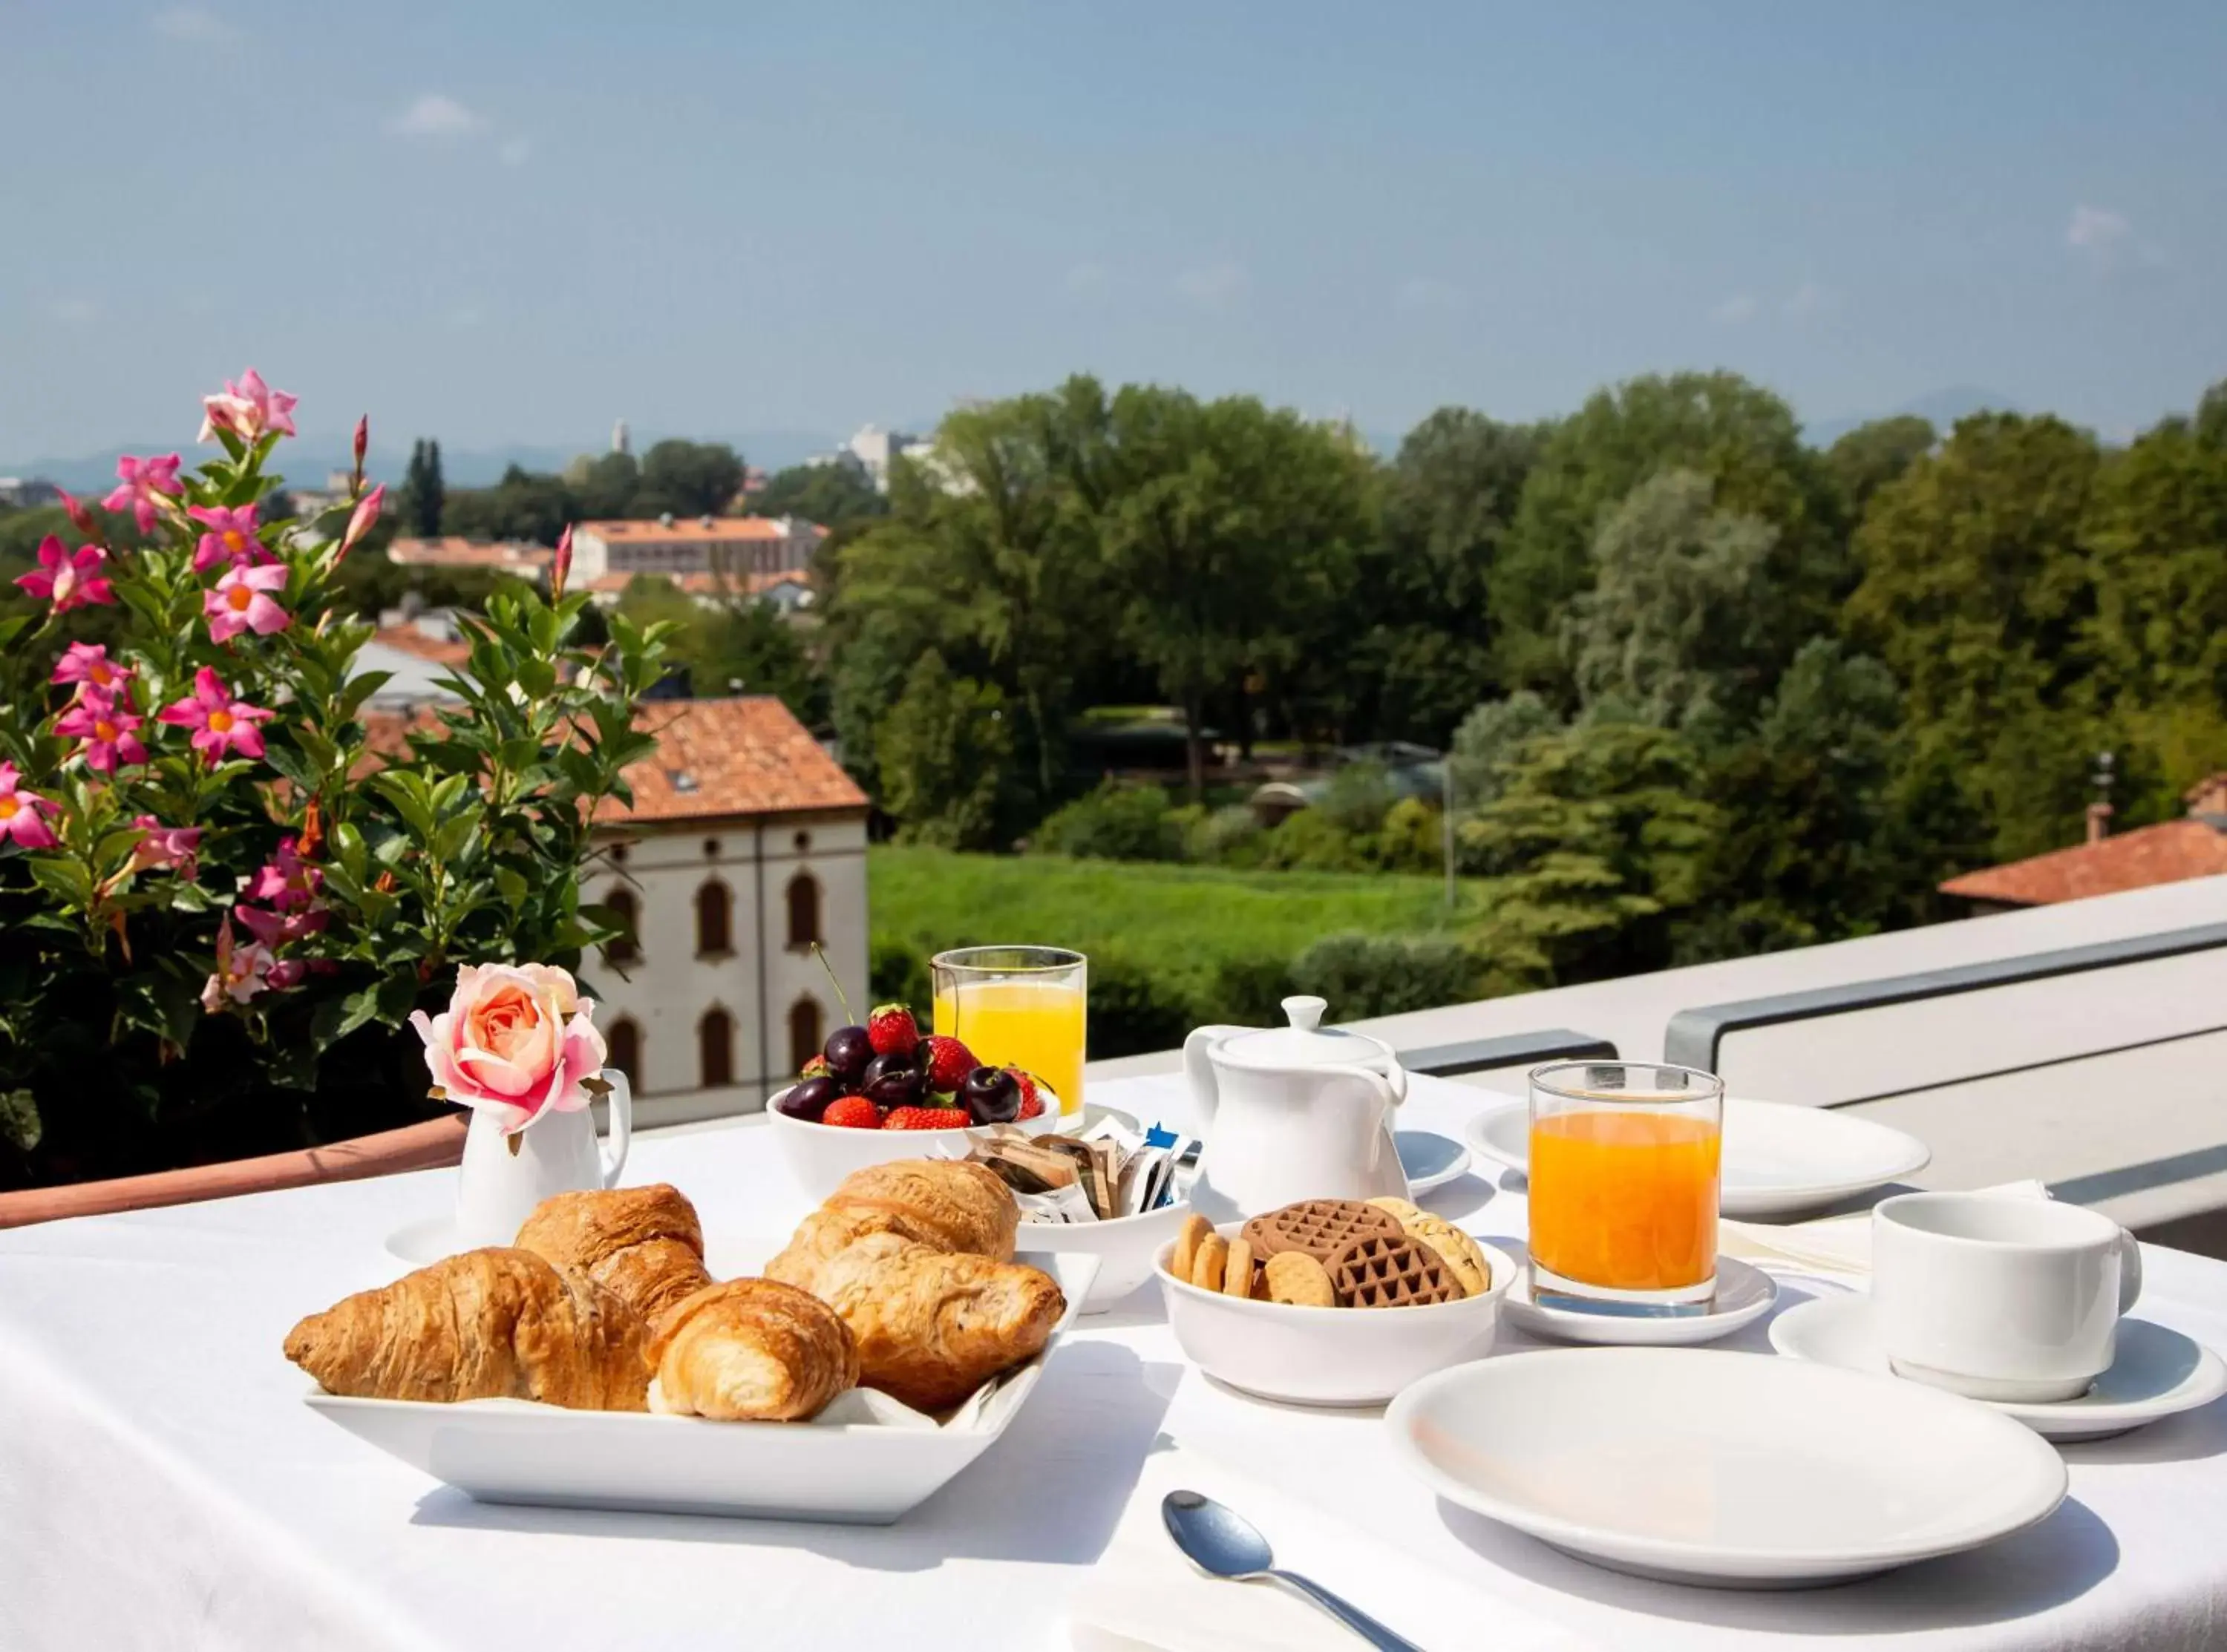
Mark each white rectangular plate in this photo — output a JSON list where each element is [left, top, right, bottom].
[[304, 1247, 1097, 1524]]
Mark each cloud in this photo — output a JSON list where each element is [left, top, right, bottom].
[[1394, 276, 1463, 312], [1064, 260, 1109, 295], [51, 298, 98, 324], [2067, 204, 2130, 252], [1710, 293, 1758, 326], [1175, 260, 1248, 306], [1782, 280, 1837, 318], [388, 94, 486, 140], [499, 136, 533, 167], [151, 7, 226, 39]]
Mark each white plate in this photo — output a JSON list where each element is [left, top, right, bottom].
[[1396, 1130, 1472, 1196], [1770, 1294, 2227, 1443], [305, 1246, 1096, 1523], [1467, 1097, 1932, 1219], [1385, 1347, 2066, 1587], [1502, 1255, 1778, 1346]]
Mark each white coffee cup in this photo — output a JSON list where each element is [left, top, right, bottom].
[[1871, 1190, 2142, 1403]]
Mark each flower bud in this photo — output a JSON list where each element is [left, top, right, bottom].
[[352, 416, 369, 492], [551, 523, 574, 600], [337, 483, 385, 565]]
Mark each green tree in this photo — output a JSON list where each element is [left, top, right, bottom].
[[1845, 413, 2104, 859], [633, 440, 745, 518], [402, 439, 445, 537], [1563, 469, 1781, 736], [442, 465, 577, 545], [572, 451, 641, 519], [1448, 689, 1563, 804], [1825, 415, 1937, 520], [2195, 376, 2227, 450], [874, 651, 1012, 849], [752, 461, 889, 527], [1494, 372, 1841, 698]]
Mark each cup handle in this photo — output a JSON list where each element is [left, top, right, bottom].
[[598, 1070, 632, 1189], [2118, 1224, 2143, 1314]]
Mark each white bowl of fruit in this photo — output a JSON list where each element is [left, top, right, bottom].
[[767, 1005, 1059, 1199]]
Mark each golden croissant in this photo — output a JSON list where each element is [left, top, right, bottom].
[[514, 1183, 713, 1329], [650, 1279, 859, 1421], [767, 1158, 1018, 1293], [810, 1230, 1065, 1411], [284, 1248, 651, 1411]]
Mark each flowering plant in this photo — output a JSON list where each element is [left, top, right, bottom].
[[0, 373, 672, 1187], [411, 962, 608, 1135]]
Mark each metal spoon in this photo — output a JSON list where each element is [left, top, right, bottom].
[[1162, 1489, 1428, 1651]]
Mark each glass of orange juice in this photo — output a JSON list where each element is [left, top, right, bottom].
[[931, 947, 1087, 1118], [1527, 1061, 1724, 1315]]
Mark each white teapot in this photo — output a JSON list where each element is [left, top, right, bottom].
[[1183, 995, 1410, 1221]]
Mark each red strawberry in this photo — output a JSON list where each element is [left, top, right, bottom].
[[883, 1105, 970, 1131], [866, 1003, 921, 1058], [1007, 1067, 1046, 1121], [821, 1095, 883, 1130], [920, 1034, 976, 1092], [799, 1055, 832, 1080]]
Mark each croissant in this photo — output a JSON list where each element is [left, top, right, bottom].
[[810, 1230, 1065, 1411], [767, 1158, 1018, 1292], [284, 1248, 650, 1411], [648, 1279, 859, 1421], [514, 1183, 713, 1329]]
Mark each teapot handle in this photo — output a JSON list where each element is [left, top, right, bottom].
[[1183, 1026, 1246, 1128]]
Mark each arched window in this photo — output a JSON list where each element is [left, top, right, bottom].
[[785, 871, 821, 951], [699, 1007, 734, 1089], [606, 1017, 641, 1089], [603, 887, 639, 965], [694, 879, 732, 957], [787, 997, 823, 1075]]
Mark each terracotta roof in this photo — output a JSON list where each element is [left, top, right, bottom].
[[1939, 819, 2227, 906], [577, 517, 823, 544], [599, 697, 866, 824], [386, 537, 552, 570]]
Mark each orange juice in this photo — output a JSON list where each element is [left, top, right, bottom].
[[1529, 1110, 1720, 1291], [932, 979, 1085, 1116]]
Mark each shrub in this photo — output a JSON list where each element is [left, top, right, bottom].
[[1375, 796, 1446, 874], [1316, 760, 1397, 836], [1085, 952, 1197, 1059], [1258, 806, 1374, 873], [1289, 931, 1484, 1020], [869, 934, 932, 1012], [1032, 781, 1182, 862], [1184, 802, 1266, 867]]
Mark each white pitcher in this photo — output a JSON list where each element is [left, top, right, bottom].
[[1183, 996, 1409, 1222], [454, 1074, 632, 1248]]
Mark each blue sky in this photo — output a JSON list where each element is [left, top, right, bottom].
[[4, 1, 2224, 468]]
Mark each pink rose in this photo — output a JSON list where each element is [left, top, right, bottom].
[[410, 962, 608, 1135]]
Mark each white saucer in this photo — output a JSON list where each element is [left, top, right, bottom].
[[387, 1215, 464, 1266], [1396, 1130, 1471, 1195], [1468, 1096, 1931, 1219], [1770, 1294, 2227, 1442], [1502, 1254, 1778, 1346]]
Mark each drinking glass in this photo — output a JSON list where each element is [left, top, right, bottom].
[[1527, 1061, 1724, 1315], [931, 947, 1087, 1117]]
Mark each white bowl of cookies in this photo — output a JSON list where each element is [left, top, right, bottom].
[[1154, 1197, 1514, 1406]]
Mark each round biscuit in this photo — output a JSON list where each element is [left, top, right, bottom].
[[1221, 1236, 1255, 1298], [1168, 1212, 1211, 1282], [1191, 1233, 1229, 1293], [1263, 1250, 1337, 1308]]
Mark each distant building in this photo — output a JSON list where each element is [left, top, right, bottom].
[[1940, 773, 2227, 913], [352, 610, 474, 710], [0, 478, 61, 509], [569, 516, 824, 586], [386, 536, 554, 575], [284, 470, 360, 520], [810, 425, 935, 494], [582, 567, 818, 616], [612, 419, 632, 456]]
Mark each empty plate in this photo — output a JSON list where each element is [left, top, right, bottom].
[[1396, 1130, 1472, 1196], [1385, 1347, 2066, 1587], [1467, 1097, 1932, 1219], [1770, 1295, 2227, 1443], [1502, 1255, 1778, 1347]]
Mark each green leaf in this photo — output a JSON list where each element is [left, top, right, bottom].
[[0, 1089, 40, 1153]]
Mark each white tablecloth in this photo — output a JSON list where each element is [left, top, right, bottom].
[[3, 1072, 2226, 1652]]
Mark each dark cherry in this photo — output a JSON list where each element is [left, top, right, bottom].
[[861, 1052, 925, 1109], [959, 1065, 1020, 1125], [776, 1075, 845, 1123], [823, 1025, 875, 1085]]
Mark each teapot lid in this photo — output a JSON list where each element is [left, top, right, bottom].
[[1217, 996, 1396, 1072]]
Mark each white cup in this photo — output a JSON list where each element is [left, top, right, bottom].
[[1872, 1190, 2142, 1403]]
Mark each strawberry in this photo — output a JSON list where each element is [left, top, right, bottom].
[[1007, 1066, 1046, 1121], [920, 1034, 976, 1093], [882, 1105, 970, 1131], [821, 1095, 883, 1130], [866, 1003, 921, 1058], [799, 1055, 832, 1080]]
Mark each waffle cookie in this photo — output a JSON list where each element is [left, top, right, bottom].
[[1240, 1199, 1403, 1265], [1326, 1232, 1462, 1308]]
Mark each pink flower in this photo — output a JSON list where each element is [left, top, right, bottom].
[[235, 903, 326, 946], [55, 690, 147, 774], [102, 453, 183, 534], [58, 489, 100, 539], [187, 504, 267, 573], [243, 835, 321, 911], [410, 963, 609, 1135], [199, 914, 272, 1012], [264, 958, 308, 991], [52, 643, 134, 696], [550, 523, 574, 599], [337, 482, 385, 563], [131, 815, 203, 882], [15, 537, 115, 614], [157, 666, 274, 763], [203, 563, 291, 643], [198, 368, 298, 444], [0, 764, 59, 851]]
